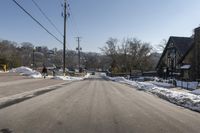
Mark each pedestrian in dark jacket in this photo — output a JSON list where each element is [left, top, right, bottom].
[[42, 66, 47, 79]]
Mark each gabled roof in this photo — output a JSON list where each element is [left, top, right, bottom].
[[170, 36, 193, 56], [156, 36, 193, 69], [178, 42, 195, 64]]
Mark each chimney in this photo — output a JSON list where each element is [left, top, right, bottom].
[[194, 27, 200, 80]]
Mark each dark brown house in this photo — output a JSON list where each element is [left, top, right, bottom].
[[156, 27, 200, 81]]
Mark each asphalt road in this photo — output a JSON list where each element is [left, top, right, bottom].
[[0, 72, 66, 98], [0, 77, 200, 133]]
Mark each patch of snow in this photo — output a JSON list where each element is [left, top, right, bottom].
[[150, 81, 174, 88], [53, 76, 83, 81], [10, 66, 42, 78], [100, 73, 107, 77], [191, 89, 200, 95], [52, 73, 90, 81], [106, 75, 200, 112], [84, 73, 91, 78], [0, 70, 9, 73]]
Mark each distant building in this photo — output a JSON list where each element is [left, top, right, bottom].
[[156, 27, 200, 81]]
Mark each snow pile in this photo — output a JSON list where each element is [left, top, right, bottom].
[[100, 73, 107, 77], [0, 70, 4, 73], [191, 89, 200, 95], [106, 76, 200, 112], [10, 66, 42, 78], [149, 87, 200, 112], [150, 81, 174, 88], [53, 76, 83, 81], [53, 73, 90, 81], [84, 73, 91, 78]]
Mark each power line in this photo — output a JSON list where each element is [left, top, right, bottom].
[[12, 0, 63, 44], [31, 0, 63, 37], [68, 2, 79, 36]]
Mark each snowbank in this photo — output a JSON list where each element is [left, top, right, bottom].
[[191, 89, 200, 95], [150, 81, 174, 88], [84, 73, 91, 78], [10, 66, 42, 78], [9, 67, 90, 80], [0, 70, 8, 73], [52, 73, 90, 81], [106, 76, 200, 112], [53, 76, 83, 81], [0, 70, 4, 73]]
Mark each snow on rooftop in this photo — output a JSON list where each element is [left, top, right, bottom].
[[180, 64, 191, 69]]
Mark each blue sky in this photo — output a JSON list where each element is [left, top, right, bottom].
[[1, 0, 200, 52]]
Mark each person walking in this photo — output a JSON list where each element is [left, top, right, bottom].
[[42, 66, 47, 79]]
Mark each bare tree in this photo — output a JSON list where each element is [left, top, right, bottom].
[[100, 38, 119, 73], [155, 39, 167, 53], [101, 37, 154, 74]]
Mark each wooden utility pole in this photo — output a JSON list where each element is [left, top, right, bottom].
[[76, 37, 82, 72], [63, 0, 67, 75], [32, 48, 35, 70]]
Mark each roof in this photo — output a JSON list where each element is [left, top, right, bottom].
[[156, 36, 193, 69], [170, 36, 193, 56], [178, 42, 195, 64]]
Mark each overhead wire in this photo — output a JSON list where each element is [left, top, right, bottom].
[[68, 1, 79, 36], [11, 0, 63, 44], [67, 1, 80, 50], [31, 0, 63, 37]]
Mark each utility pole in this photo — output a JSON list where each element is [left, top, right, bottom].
[[32, 48, 35, 70], [76, 37, 82, 72], [63, 0, 67, 75]]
